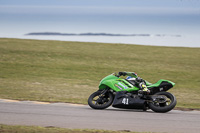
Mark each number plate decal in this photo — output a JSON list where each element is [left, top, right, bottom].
[[122, 98, 129, 105]]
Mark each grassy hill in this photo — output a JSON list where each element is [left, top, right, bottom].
[[0, 38, 199, 109]]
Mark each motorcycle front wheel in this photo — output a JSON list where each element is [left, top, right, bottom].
[[149, 91, 177, 113], [88, 90, 114, 109]]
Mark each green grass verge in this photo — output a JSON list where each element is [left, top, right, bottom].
[[0, 125, 144, 133], [0, 38, 200, 109]]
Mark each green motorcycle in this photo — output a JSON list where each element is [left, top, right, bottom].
[[88, 72, 177, 113]]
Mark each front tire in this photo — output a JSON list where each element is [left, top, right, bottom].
[[88, 90, 114, 109], [149, 91, 176, 113]]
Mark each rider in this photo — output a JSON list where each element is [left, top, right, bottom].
[[118, 72, 150, 94]]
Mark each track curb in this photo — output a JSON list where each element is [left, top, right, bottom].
[[0, 98, 85, 106]]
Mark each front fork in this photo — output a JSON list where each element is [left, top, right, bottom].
[[96, 88, 110, 104], [99, 88, 109, 96]]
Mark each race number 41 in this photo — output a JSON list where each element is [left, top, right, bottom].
[[122, 98, 129, 105]]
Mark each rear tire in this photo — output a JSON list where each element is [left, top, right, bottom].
[[149, 91, 176, 113], [88, 90, 114, 109]]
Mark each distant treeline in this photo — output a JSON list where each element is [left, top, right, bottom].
[[25, 32, 181, 37]]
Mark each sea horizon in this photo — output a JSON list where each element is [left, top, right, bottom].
[[1, 33, 199, 48], [1, 1, 199, 48]]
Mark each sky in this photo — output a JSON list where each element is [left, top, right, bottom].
[[0, 0, 200, 47]]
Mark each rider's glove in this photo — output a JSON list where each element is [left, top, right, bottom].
[[118, 72, 127, 76], [136, 77, 143, 82]]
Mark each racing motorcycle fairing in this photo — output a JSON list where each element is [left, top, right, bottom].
[[99, 74, 140, 92], [99, 74, 175, 94]]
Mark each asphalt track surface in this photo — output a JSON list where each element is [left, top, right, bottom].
[[0, 99, 200, 133]]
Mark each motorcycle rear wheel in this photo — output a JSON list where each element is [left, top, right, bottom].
[[149, 91, 176, 113], [88, 90, 114, 109]]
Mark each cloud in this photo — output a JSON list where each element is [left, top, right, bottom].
[[0, 5, 199, 15]]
